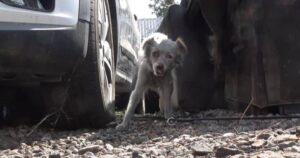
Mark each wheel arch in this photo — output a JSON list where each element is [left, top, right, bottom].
[[107, 0, 120, 65], [79, 0, 91, 22], [78, 0, 118, 64]]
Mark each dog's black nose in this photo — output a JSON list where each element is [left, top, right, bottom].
[[156, 64, 164, 71]]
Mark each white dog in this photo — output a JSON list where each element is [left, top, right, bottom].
[[116, 33, 187, 130]]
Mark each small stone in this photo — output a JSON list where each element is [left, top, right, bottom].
[[236, 140, 251, 146], [257, 133, 272, 140], [8, 129, 17, 138], [291, 146, 300, 152], [105, 144, 114, 151], [256, 151, 284, 158], [296, 126, 300, 137], [83, 151, 97, 158], [230, 154, 246, 158], [223, 133, 235, 137], [49, 153, 61, 158], [98, 154, 116, 158], [132, 136, 148, 144], [95, 140, 104, 145], [248, 133, 256, 138], [32, 145, 41, 153], [275, 129, 284, 135], [173, 138, 181, 143], [151, 137, 163, 142], [33, 152, 43, 157], [65, 150, 73, 155], [204, 134, 213, 138], [286, 128, 297, 134], [68, 146, 78, 153], [278, 141, 296, 150], [275, 134, 298, 143], [41, 134, 52, 141], [190, 141, 213, 156], [78, 145, 101, 155], [149, 148, 161, 155], [251, 140, 266, 148], [214, 147, 243, 158], [132, 151, 142, 158], [64, 154, 77, 158], [283, 152, 300, 158]]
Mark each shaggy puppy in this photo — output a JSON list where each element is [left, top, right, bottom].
[[116, 33, 187, 130]]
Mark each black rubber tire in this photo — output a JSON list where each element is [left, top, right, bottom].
[[47, 0, 116, 129]]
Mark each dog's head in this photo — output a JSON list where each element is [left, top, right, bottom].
[[143, 35, 187, 77]]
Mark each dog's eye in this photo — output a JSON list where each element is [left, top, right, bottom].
[[166, 54, 173, 59], [152, 51, 159, 58]]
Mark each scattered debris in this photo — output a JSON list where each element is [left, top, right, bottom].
[[0, 109, 299, 157]]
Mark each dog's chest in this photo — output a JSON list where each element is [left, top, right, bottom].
[[147, 73, 173, 89]]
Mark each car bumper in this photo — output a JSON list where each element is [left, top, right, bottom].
[[0, 0, 79, 30], [0, 21, 89, 83]]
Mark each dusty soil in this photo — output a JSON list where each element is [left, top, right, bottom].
[[0, 109, 300, 158]]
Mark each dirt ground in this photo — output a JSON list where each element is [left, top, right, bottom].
[[0, 109, 300, 158]]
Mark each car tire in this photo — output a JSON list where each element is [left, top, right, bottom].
[[43, 0, 115, 129]]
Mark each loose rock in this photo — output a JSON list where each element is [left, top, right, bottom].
[[214, 147, 243, 157], [132, 150, 142, 158], [291, 146, 300, 153], [257, 133, 272, 140], [105, 144, 114, 151], [283, 152, 300, 158], [223, 133, 235, 138], [256, 151, 284, 158], [251, 140, 266, 148], [278, 141, 296, 150], [0, 110, 299, 158], [78, 145, 101, 155], [83, 151, 97, 158], [49, 153, 61, 158], [296, 126, 300, 137], [275, 134, 298, 143], [190, 141, 214, 156]]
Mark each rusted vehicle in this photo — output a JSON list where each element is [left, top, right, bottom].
[[159, 0, 300, 113]]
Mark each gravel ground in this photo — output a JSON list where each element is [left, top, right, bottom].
[[0, 109, 300, 158]]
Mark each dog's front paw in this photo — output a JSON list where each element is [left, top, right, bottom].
[[164, 108, 173, 119], [115, 122, 128, 131], [154, 111, 164, 117], [164, 113, 173, 120]]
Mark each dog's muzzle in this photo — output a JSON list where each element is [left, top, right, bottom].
[[154, 64, 165, 76]]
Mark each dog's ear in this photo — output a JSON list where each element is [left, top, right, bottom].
[[175, 37, 188, 66], [143, 37, 156, 58], [176, 37, 188, 55]]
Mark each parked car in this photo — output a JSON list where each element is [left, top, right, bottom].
[[0, 0, 140, 128]]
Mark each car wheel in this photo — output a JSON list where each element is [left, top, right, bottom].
[[44, 0, 115, 129]]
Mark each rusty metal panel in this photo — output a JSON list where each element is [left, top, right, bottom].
[[224, 0, 300, 108], [158, 2, 218, 111]]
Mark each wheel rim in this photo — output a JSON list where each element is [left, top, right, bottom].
[[99, 41, 113, 108], [97, 0, 114, 112]]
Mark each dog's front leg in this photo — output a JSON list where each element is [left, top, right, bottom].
[[116, 68, 147, 130], [171, 69, 179, 109], [161, 82, 173, 119], [116, 88, 144, 130], [158, 94, 164, 116]]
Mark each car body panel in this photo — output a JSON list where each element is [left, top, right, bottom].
[[0, 21, 89, 82], [0, 0, 79, 30], [114, 0, 141, 92], [0, 0, 139, 91]]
